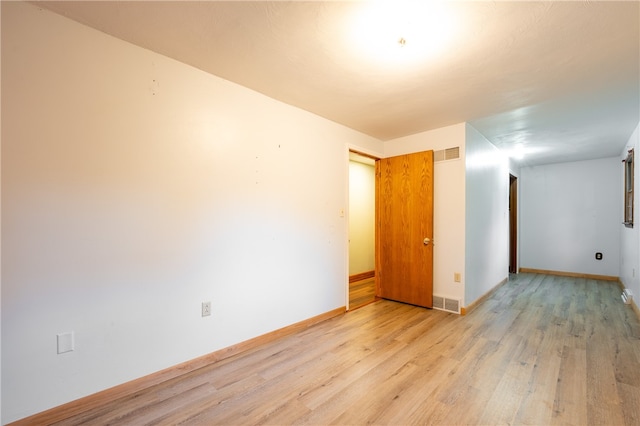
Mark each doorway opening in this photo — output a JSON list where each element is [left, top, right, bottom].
[[348, 151, 378, 310], [347, 149, 435, 310], [509, 174, 518, 274]]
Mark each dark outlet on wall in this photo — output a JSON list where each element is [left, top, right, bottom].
[[595, 252, 603, 260]]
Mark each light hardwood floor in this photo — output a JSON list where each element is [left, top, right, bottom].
[[349, 277, 376, 310], [51, 273, 640, 425]]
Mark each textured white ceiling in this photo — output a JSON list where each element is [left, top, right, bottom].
[[35, 1, 639, 166]]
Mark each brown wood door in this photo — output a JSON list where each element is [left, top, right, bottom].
[[376, 150, 434, 308], [509, 174, 518, 273]]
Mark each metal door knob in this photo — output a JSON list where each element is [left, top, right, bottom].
[[423, 238, 431, 245]]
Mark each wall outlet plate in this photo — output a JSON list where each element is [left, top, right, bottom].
[[202, 301, 211, 317], [57, 331, 75, 354]]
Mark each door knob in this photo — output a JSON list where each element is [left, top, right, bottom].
[[423, 238, 431, 246]]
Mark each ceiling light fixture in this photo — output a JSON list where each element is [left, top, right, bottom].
[[349, 0, 456, 66], [510, 144, 525, 160]]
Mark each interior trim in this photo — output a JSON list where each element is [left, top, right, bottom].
[[349, 270, 375, 283], [519, 267, 618, 282], [461, 276, 509, 316], [632, 298, 640, 321]]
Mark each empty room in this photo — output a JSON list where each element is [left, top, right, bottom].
[[2, 1, 639, 424]]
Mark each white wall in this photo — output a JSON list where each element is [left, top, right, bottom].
[[464, 124, 510, 305], [1, 3, 382, 422], [620, 124, 640, 302], [348, 161, 375, 274], [384, 123, 466, 302], [520, 157, 621, 276]]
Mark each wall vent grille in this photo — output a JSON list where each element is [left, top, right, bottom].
[[433, 295, 461, 314], [434, 146, 460, 162]]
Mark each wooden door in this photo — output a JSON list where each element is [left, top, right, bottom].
[[509, 174, 518, 273], [376, 150, 434, 308]]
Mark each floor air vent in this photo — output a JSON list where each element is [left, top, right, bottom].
[[434, 147, 460, 162], [433, 295, 461, 314]]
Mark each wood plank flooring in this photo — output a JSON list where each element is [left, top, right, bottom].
[[51, 273, 640, 425], [349, 277, 376, 310]]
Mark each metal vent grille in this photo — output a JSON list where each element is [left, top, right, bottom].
[[433, 295, 444, 308], [444, 298, 460, 313], [445, 147, 460, 160], [434, 146, 460, 162], [432, 294, 461, 314]]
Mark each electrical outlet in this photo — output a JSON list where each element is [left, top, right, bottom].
[[57, 331, 75, 354], [454, 272, 461, 282], [202, 301, 211, 317]]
